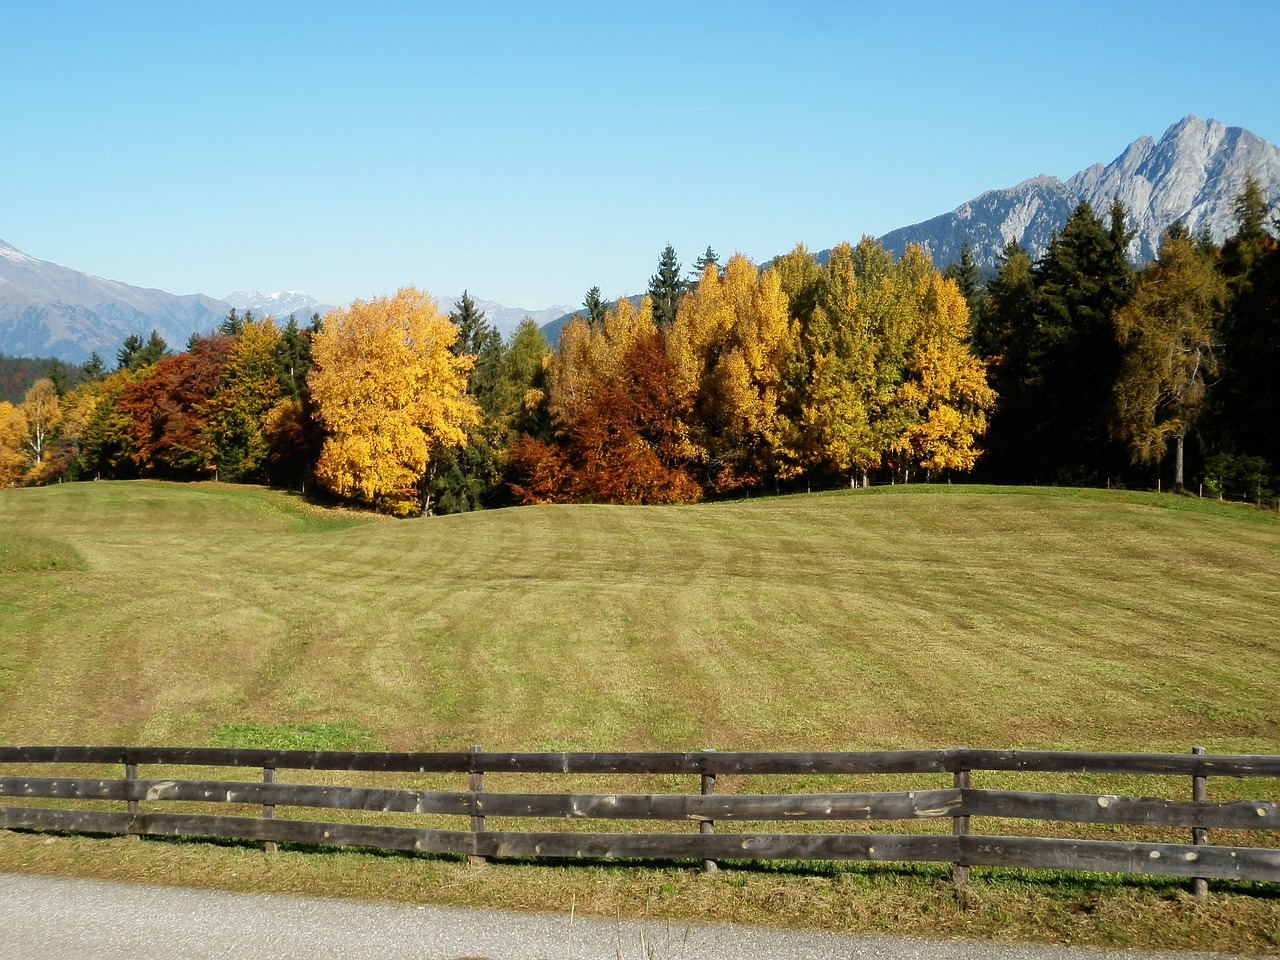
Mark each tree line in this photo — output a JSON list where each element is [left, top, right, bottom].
[[967, 175, 1277, 502], [1, 178, 1276, 510]]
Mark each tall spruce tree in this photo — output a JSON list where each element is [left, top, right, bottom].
[[943, 238, 982, 317], [970, 241, 1035, 482], [648, 244, 684, 328], [1025, 201, 1134, 484], [583, 286, 607, 327], [691, 245, 720, 281], [1212, 175, 1279, 492]]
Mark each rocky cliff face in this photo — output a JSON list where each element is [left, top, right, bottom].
[[875, 116, 1280, 268]]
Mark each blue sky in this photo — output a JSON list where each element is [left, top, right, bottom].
[[2, 1, 1277, 311]]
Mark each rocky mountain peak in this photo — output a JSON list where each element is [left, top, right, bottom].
[[876, 116, 1280, 269]]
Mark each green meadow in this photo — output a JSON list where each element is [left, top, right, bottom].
[[1, 481, 1278, 953], [1, 480, 1276, 754]]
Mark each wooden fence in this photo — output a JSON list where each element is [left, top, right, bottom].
[[1, 745, 1278, 893]]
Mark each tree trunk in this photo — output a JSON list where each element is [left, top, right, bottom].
[[1172, 432, 1185, 494]]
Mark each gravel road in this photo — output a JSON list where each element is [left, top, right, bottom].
[[0, 874, 1243, 960]]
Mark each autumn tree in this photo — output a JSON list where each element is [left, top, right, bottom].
[[894, 271, 997, 476], [208, 318, 283, 482], [308, 288, 478, 513], [1112, 228, 1226, 492], [511, 332, 700, 505], [37, 380, 107, 482], [79, 370, 144, 479], [20, 378, 59, 473], [117, 335, 232, 479], [0, 402, 26, 486]]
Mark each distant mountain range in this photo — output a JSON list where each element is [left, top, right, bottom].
[[4, 116, 1277, 361], [221, 290, 340, 323], [869, 115, 1280, 268], [0, 239, 229, 363]]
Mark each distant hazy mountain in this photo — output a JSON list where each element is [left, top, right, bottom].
[[227, 290, 569, 341], [436, 294, 571, 340], [872, 116, 1280, 268], [0, 239, 229, 363], [221, 290, 339, 322]]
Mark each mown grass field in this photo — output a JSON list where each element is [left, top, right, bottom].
[[1, 480, 1278, 952]]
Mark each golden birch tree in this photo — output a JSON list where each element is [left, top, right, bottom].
[[309, 288, 478, 511], [895, 273, 997, 474], [21, 378, 60, 474]]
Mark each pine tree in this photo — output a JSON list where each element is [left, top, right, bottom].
[[583, 286, 607, 327], [1212, 176, 1279, 489], [1026, 202, 1134, 484], [648, 244, 685, 328], [691, 245, 720, 281], [81, 353, 106, 381], [448, 291, 495, 358], [116, 334, 145, 371], [943, 239, 982, 317]]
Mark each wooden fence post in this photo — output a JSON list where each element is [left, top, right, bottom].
[[952, 754, 970, 885], [1192, 745, 1208, 897], [469, 744, 486, 867], [700, 748, 718, 874], [263, 766, 276, 855], [125, 760, 139, 840]]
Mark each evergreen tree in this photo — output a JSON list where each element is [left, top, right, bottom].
[[81, 353, 106, 381], [648, 244, 685, 328], [583, 286, 607, 327], [943, 239, 982, 317], [1024, 202, 1134, 484], [137, 330, 171, 368], [276, 316, 314, 401], [116, 334, 145, 371], [691, 245, 720, 281], [220, 308, 244, 336], [448, 291, 495, 358], [429, 291, 506, 513], [1212, 176, 1279, 491]]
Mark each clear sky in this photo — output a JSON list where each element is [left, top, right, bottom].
[[2, 1, 1277, 311]]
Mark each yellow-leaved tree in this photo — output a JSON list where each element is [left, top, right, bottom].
[[894, 272, 997, 475], [545, 296, 656, 427], [667, 255, 799, 488], [0, 401, 27, 487], [308, 287, 478, 512]]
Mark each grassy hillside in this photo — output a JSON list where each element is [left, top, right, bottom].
[[1, 480, 1276, 755]]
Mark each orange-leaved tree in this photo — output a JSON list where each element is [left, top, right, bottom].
[[308, 287, 478, 512]]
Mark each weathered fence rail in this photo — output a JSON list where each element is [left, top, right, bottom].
[[1, 746, 1277, 891]]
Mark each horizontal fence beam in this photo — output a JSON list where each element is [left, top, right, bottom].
[[3, 746, 1279, 778], [0, 777, 963, 822], [3, 806, 1277, 883], [6, 776, 1275, 831], [964, 788, 1280, 830]]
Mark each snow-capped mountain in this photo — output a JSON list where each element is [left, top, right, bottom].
[[0, 239, 228, 363], [221, 290, 338, 322], [874, 116, 1280, 268]]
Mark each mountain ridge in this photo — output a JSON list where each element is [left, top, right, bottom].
[[871, 116, 1280, 268]]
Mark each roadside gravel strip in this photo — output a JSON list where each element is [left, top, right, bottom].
[[0, 874, 1244, 960]]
